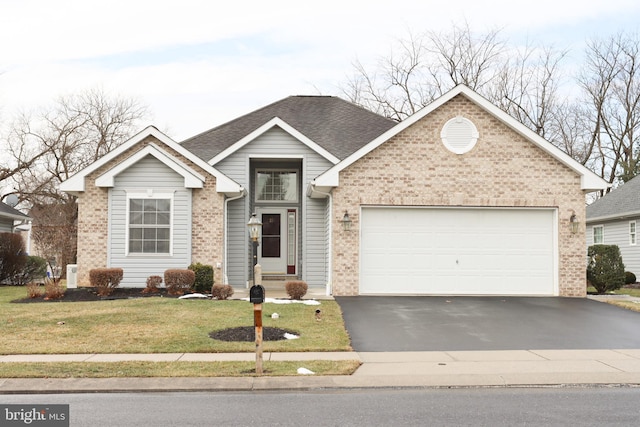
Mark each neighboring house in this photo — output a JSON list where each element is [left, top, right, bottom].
[[0, 201, 31, 234], [586, 175, 640, 277], [60, 85, 608, 296]]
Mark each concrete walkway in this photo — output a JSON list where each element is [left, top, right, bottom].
[[2, 349, 640, 393]]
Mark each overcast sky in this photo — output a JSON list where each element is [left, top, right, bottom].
[[1, 0, 639, 140]]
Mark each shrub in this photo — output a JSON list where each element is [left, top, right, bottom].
[[12, 256, 48, 286], [212, 284, 234, 300], [188, 262, 214, 294], [285, 280, 308, 300], [89, 268, 124, 296], [44, 278, 65, 300], [164, 269, 195, 295], [26, 282, 43, 299], [625, 271, 637, 285], [0, 232, 27, 284], [142, 275, 163, 294], [587, 245, 626, 294]]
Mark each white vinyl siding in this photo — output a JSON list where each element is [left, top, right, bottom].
[[0, 219, 13, 233], [587, 218, 640, 278], [109, 155, 192, 287], [213, 127, 332, 286]]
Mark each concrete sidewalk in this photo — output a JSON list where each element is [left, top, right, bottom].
[[2, 349, 640, 393]]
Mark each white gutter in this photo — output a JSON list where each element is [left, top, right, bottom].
[[223, 187, 247, 284], [309, 183, 333, 296]]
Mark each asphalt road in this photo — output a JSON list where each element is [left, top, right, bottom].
[[4, 388, 640, 426], [336, 296, 640, 352]]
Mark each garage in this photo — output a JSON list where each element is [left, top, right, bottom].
[[360, 207, 557, 295]]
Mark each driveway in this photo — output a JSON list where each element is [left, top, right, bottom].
[[335, 296, 640, 352]]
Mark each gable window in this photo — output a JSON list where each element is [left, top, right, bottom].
[[631, 221, 637, 246], [256, 170, 297, 202], [593, 225, 604, 244], [128, 197, 171, 254]]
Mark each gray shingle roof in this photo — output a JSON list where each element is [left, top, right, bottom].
[[586, 174, 640, 220], [0, 202, 31, 221], [180, 96, 397, 162]]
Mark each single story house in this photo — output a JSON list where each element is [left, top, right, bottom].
[[586, 174, 640, 277], [60, 85, 608, 296]]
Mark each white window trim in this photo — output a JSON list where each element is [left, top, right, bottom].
[[593, 225, 604, 245], [630, 221, 637, 246], [125, 191, 174, 256], [255, 169, 299, 203]]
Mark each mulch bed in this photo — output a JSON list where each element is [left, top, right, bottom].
[[11, 287, 183, 303], [209, 326, 300, 342]]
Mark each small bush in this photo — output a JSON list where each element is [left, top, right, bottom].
[[212, 284, 234, 300], [12, 256, 48, 286], [0, 232, 27, 284], [285, 280, 308, 300], [625, 271, 637, 285], [164, 269, 195, 295], [188, 262, 214, 294], [142, 275, 163, 294], [44, 279, 65, 300], [89, 268, 124, 296], [587, 245, 626, 294], [26, 282, 43, 299]]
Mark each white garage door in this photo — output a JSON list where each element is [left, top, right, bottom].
[[360, 207, 557, 295]]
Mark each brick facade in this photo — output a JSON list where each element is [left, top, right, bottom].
[[75, 135, 225, 287], [331, 95, 587, 297]]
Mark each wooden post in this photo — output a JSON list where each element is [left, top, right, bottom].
[[254, 264, 263, 375]]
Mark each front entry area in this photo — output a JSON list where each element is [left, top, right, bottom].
[[256, 208, 297, 275]]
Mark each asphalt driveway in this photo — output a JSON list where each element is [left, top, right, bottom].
[[335, 296, 640, 352]]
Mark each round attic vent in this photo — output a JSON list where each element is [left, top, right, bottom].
[[440, 116, 479, 154]]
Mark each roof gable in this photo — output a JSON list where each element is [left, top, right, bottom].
[[587, 174, 640, 221], [60, 126, 242, 196], [209, 117, 340, 165], [312, 85, 609, 193], [181, 96, 397, 162]]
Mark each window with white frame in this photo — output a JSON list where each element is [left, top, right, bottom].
[[256, 170, 298, 202], [593, 225, 604, 244], [128, 197, 171, 254], [631, 221, 637, 246]]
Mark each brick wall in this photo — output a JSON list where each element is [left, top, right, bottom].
[[331, 95, 587, 297], [75, 136, 225, 287]]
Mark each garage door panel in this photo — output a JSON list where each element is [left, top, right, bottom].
[[360, 207, 556, 296]]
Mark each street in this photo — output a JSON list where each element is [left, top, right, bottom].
[[3, 387, 640, 426]]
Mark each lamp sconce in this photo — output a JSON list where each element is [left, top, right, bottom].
[[340, 210, 352, 232], [569, 212, 579, 234]]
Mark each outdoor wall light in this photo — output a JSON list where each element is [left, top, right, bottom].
[[340, 210, 352, 231], [570, 212, 579, 234], [247, 213, 262, 242]]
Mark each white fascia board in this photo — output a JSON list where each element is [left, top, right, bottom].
[[208, 117, 340, 165], [59, 125, 242, 196], [586, 210, 640, 223], [314, 85, 610, 192], [95, 143, 205, 188]]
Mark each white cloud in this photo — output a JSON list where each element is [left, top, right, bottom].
[[1, 0, 639, 139]]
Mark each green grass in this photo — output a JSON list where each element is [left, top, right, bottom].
[[0, 286, 351, 355], [0, 360, 361, 378]]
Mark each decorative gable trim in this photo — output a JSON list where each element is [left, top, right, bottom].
[[208, 117, 340, 165], [60, 126, 242, 196], [312, 85, 609, 192], [95, 143, 206, 189]]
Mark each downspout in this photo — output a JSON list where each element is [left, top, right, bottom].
[[223, 187, 246, 285], [309, 182, 333, 296]]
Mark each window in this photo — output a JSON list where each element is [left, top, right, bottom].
[[440, 116, 479, 154], [128, 198, 171, 254], [631, 221, 637, 246], [593, 225, 604, 244], [256, 170, 297, 202]]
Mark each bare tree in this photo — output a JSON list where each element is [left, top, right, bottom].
[[5, 88, 148, 271]]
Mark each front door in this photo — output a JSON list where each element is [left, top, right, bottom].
[[256, 208, 297, 275]]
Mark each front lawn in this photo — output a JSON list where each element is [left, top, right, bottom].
[[0, 286, 352, 355]]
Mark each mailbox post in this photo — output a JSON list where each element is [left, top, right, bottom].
[[247, 213, 264, 374]]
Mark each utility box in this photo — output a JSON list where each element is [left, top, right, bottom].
[[66, 264, 78, 288], [249, 284, 265, 304]]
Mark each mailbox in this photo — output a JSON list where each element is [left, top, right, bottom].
[[249, 284, 265, 304]]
